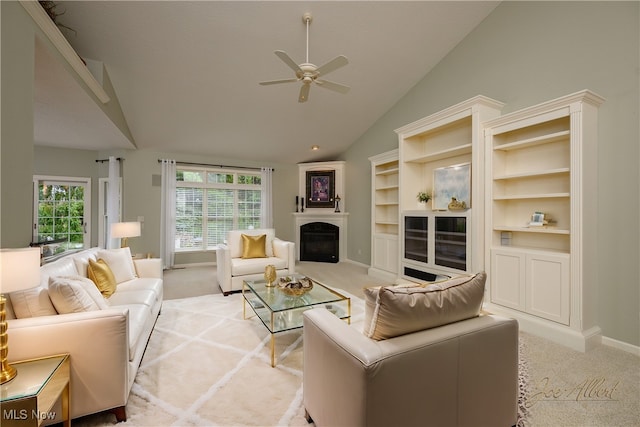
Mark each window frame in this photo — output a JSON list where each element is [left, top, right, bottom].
[[32, 175, 92, 251], [175, 166, 262, 252]]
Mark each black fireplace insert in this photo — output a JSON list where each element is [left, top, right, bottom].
[[300, 222, 339, 263]]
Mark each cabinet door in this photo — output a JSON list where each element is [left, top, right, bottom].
[[491, 249, 525, 310], [373, 234, 399, 273], [525, 253, 570, 325]]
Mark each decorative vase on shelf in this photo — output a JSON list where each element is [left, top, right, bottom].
[[417, 191, 431, 208]]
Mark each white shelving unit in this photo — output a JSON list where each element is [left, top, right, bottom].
[[368, 150, 399, 280], [484, 90, 605, 351], [395, 96, 504, 281]]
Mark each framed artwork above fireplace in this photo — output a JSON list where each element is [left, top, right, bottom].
[[306, 170, 335, 208]]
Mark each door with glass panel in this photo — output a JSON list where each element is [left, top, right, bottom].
[[33, 177, 91, 259]]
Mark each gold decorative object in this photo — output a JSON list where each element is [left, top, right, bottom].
[[448, 197, 467, 210], [277, 276, 314, 296], [264, 264, 277, 287]]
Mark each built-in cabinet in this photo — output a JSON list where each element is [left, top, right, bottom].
[[368, 150, 399, 280], [395, 96, 503, 281], [484, 90, 604, 351]]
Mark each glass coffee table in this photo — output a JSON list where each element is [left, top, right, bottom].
[[242, 275, 350, 367]]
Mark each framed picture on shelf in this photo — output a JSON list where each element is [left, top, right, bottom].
[[306, 170, 335, 208], [433, 163, 471, 210]]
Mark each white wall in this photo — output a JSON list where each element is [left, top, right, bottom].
[[340, 1, 639, 346]]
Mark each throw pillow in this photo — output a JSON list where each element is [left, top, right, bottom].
[[363, 272, 486, 341], [87, 258, 118, 297], [57, 275, 109, 309], [241, 234, 267, 259], [96, 247, 138, 284], [10, 287, 57, 318], [48, 276, 105, 313], [228, 229, 275, 258]]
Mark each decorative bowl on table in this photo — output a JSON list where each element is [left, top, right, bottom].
[[277, 276, 313, 296]]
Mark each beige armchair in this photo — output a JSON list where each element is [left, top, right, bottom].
[[302, 309, 519, 427], [216, 228, 295, 295]]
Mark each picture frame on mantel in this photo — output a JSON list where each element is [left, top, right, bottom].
[[306, 170, 335, 208]]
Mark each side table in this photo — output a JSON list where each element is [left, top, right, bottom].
[[1, 354, 70, 427]]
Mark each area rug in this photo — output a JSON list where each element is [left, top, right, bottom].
[[75, 291, 529, 426]]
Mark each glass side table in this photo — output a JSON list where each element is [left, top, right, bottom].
[[1, 354, 70, 427]]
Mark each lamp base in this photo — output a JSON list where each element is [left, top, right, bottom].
[[0, 294, 17, 383], [0, 360, 17, 384]]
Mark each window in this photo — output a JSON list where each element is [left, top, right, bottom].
[[175, 167, 261, 251], [33, 176, 91, 257]]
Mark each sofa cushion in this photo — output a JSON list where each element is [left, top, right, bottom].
[[97, 247, 138, 284], [88, 258, 118, 297], [241, 234, 267, 258], [231, 257, 287, 276], [228, 228, 275, 258], [73, 252, 98, 277], [48, 275, 109, 313], [10, 287, 57, 318], [363, 272, 486, 340]]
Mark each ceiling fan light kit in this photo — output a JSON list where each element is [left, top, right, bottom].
[[259, 13, 350, 103]]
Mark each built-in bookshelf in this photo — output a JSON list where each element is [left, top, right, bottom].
[[484, 90, 605, 351], [395, 96, 503, 280], [368, 150, 399, 279]]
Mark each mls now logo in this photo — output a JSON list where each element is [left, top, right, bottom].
[[3, 409, 56, 421]]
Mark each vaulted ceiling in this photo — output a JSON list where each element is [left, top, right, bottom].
[[35, 1, 500, 164]]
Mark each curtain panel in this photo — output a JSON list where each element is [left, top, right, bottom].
[[161, 159, 177, 269]]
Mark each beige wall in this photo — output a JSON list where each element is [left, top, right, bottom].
[[340, 1, 639, 346], [1, 1, 35, 247]]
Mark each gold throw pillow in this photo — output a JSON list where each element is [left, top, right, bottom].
[[87, 258, 117, 297], [241, 234, 267, 259]]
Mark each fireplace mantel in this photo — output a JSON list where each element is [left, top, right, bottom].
[[293, 212, 349, 262]]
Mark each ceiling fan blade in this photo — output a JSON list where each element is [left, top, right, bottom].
[[315, 79, 351, 94], [274, 50, 302, 73], [316, 55, 348, 77], [298, 83, 311, 103], [259, 78, 299, 86]]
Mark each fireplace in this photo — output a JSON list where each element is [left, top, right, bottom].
[[300, 222, 339, 263]]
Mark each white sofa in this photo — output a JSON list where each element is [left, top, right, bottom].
[[216, 228, 295, 295], [5, 247, 163, 422]]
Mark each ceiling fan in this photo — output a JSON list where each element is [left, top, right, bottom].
[[259, 13, 350, 103]]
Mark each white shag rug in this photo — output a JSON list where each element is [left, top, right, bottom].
[[76, 291, 528, 426]]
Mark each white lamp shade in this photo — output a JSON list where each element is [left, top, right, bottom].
[[0, 247, 41, 293], [110, 222, 141, 239]]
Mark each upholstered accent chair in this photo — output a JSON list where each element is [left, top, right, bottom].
[[216, 228, 295, 296], [302, 272, 519, 427]]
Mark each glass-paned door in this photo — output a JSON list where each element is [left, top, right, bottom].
[[33, 177, 91, 259]]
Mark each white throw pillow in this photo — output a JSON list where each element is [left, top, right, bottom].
[[48, 276, 107, 313], [10, 287, 57, 318], [97, 247, 138, 284], [73, 252, 97, 277]]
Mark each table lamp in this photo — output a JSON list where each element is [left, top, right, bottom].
[[0, 247, 41, 383], [110, 221, 141, 248]]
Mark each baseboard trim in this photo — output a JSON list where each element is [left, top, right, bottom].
[[367, 267, 398, 282], [601, 336, 640, 356]]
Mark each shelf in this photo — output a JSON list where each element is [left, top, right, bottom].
[[404, 143, 472, 163], [376, 184, 399, 191], [494, 130, 570, 151], [376, 167, 399, 176], [494, 168, 570, 180], [493, 192, 570, 200], [376, 220, 399, 225], [376, 202, 398, 207], [491, 245, 570, 255], [494, 226, 570, 235]]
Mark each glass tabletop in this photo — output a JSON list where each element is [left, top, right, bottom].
[[243, 275, 350, 333], [1, 355, 67, 402]]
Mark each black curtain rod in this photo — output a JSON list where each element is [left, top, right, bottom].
[[157, 159, 274, 172], [95, 157, 123, 163]]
